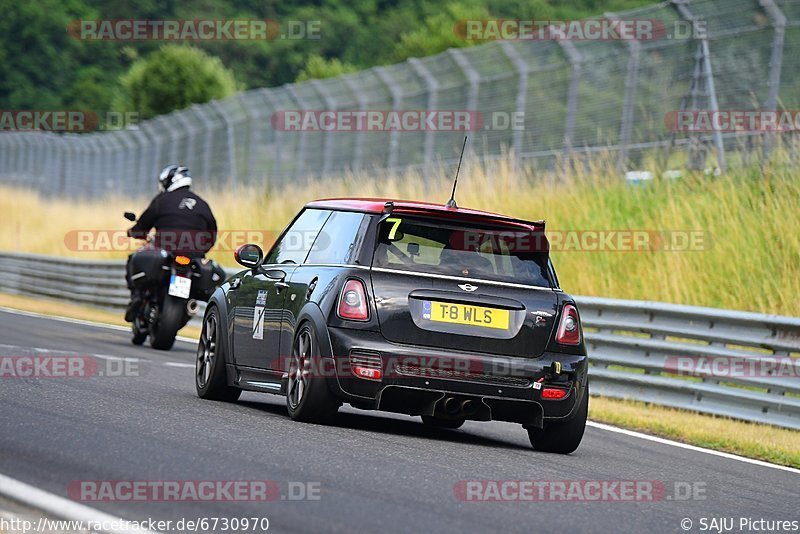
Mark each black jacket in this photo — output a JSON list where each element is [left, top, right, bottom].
[[128, 187, 217, 255]]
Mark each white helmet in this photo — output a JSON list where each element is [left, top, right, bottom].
[[158, 165, 192, 192]]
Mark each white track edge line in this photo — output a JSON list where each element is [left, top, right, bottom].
[[0, 306, 196, 344], [0, 472, 158, 534], [587, 421, 800, 474]]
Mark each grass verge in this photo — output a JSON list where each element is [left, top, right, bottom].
[[2, 153, 799, 315], [589, 396, 800, 468]]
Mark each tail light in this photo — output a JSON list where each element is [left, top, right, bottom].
[[337, 279, 369, 321], [350, 352, 382, 380], [541, 387, 568, 400], [175, 255, 191, 266], [556, 303, 581, 345]]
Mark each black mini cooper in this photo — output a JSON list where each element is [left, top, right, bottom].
[[195, 199, 588, 453]]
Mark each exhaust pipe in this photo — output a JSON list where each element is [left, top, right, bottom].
[[461, 399, 479, 417], [186, 299, 199, 315], [443, 397, 461, 415]]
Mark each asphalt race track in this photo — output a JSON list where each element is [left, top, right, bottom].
[[0, 308, 797, 534]]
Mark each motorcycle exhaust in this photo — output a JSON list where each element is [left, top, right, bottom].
[[461, 399, 479, 417], [443, 397, 461, 416], [186, 299, 199, 315]]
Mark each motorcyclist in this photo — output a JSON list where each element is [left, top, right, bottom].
[[124, 164, 217, 322]]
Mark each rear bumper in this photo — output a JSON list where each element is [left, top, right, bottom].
[[326, 327, 588, 426]]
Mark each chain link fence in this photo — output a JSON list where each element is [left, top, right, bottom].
[[1, 0, 798, 197]]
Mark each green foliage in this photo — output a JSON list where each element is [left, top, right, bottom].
[[296, 54, 357, 83], [390, 2, 488, 63], [115, 45, 237, 119], [1, 0, 659, 117]]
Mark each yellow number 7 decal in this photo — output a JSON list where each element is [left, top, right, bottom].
[[386, 217, 402, 240]]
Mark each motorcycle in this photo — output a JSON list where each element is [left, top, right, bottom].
[[123, 211, 226, 350]]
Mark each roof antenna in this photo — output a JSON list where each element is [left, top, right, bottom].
[[446, 136, 468, 209]]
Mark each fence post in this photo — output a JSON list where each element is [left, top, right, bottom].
[[61, 135, 77, 196], [343, 76, 367, 173], [408, 58, 440, 168], [673, 1, 726, 172], [19, 133, 32, 187], [115, 130, 136, 196], [758, 0, 786, 159], [210, 100, 237, 186], [605, 11, 640, 170], [375, 67, 402, 171], [236, 92, 258, 184], [259, 88, 282, 186], [557, 38, 582, 160], [130, 128, 149, 195], [448, 49, 479, 156], [190, 105, 214, 183], [172, 110, 196, 173], [311, 80, 336, 175], [0, 134, 8, 182], [100, 134, 118, 195], [499, 42, 529, 170], [285, 85, 308, 180]]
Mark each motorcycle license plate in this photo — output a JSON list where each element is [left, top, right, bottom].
[[168, 274, 192, 298]]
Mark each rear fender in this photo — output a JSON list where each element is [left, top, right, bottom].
[[293, 303, 343, 397]]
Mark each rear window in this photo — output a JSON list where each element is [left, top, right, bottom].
[[372, 216, 552, 287]]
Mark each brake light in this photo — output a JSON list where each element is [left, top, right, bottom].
[[542, 387, 568, 399], [353, 366, 382, 380], [556, 303, 581, 345], [338, 279, 369, 321], [175, 255, 190, 265]]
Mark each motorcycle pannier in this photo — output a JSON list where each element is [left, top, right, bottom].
[[127, 249, 167, 287]]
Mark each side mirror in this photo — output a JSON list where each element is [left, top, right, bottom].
[[123, 211, 136, 221], [234, 243, 263, 269]]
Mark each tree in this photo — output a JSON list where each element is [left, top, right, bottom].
[[295, 54, 357, 83], [115, 44, 238, 119]]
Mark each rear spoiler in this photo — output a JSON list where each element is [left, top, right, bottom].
[[382, 201, 546, 232]]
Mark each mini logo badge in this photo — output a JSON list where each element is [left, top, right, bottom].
[[458, 283, 479, 292]]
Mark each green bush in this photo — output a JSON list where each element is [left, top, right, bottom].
[[295, 54, 357, 83], [115, 44, 237, 119]]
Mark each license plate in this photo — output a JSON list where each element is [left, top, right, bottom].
[[168, 274, 192, 298], [423, 301, 509, 330]]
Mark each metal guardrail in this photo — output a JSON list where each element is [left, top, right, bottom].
[[1, 252, 798, 430]]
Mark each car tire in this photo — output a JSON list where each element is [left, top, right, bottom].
[[527, 384, 588, 454], [149, 295, 185, 350], [196, 306, 241, 402], [421, 415, 464, 429], [286, 322, 340, 423]]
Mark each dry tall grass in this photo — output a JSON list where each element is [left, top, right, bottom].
[[2, 154, 798, 315]]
